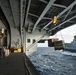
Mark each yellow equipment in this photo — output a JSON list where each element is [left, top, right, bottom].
[[14, 50, 18, 53], [18, 48, 21, 52], [52, 16, 58, 25]]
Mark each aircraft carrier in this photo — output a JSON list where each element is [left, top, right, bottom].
[[0, 0, 76, 75]]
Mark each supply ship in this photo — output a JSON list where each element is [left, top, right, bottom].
[[65, 35, 76, 52]]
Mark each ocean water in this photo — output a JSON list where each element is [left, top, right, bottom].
[[28, 47, 76, 75]]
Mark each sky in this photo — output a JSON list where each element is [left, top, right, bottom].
[[51, 24, 76, 43], [38, 24, 76, 47]]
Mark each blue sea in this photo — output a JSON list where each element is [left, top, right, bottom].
[[28, 47, 76, 75]]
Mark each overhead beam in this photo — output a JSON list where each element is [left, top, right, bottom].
[[57, 1, 76, 18], [20, 0, 23, 29], [41, 0, 76, 30], [38, 21, 49, 26], [40, 0, 67, 8], [53, 4, 67, 8], [28, 13, 39, 18], [23, 0, 31, 27], [48, 16, 76, 32], [39, 0, 48, 4], [59, 10, 76, 19], [62, 7, 72, 21], [20, 0, 23, 45], [68, 21, 75, 23], [27, 23, 31, 32], [9, 0, 16, 27], [0, 1, 15, 28], [28, 24, 30, 32], [28, 13, 52, 20], [43, 17, 52, 20], [32, 0, 56, 32]]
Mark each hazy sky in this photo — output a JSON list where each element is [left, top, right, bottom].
[[38, 24, 76, 47], [52, 24, 76, 43]]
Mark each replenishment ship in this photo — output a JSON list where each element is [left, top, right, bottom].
[[65, 35, 76, 52]]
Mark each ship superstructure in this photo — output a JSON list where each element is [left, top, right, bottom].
[[65, 35, 76, 52]]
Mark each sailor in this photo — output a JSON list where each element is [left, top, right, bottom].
[[0, 47, 3, 58]]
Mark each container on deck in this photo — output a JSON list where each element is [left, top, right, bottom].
[[53, 40, 64, 50]]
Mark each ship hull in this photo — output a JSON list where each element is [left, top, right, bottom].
[[65, 48, 76, 52]]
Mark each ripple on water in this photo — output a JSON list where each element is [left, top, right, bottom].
[[28, 47, 76, 75]]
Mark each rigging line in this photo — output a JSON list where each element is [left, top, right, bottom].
[[26, 32, 47, 50], [60, 31, 66, 49], [54, 33, 57, 38], [60, 31, 65, 42]]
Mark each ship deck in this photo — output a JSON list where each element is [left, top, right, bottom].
[[0, 53, 40, 75]]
